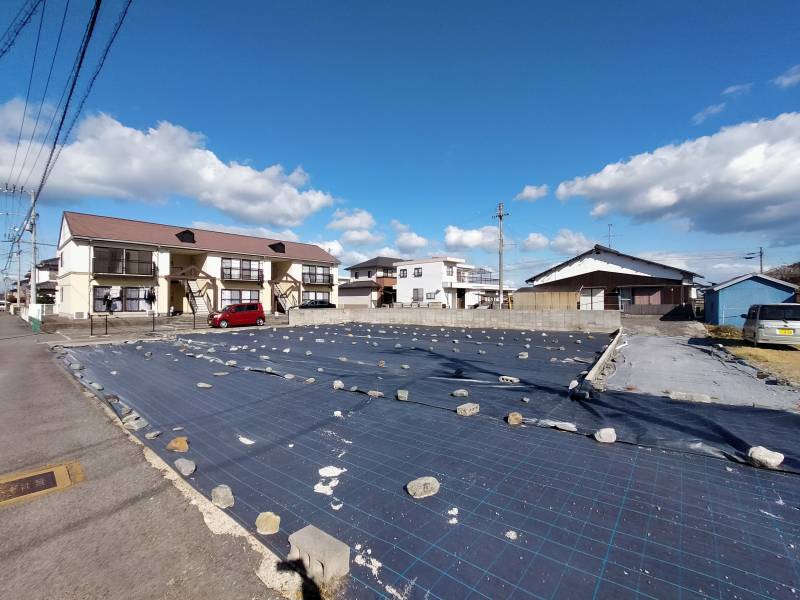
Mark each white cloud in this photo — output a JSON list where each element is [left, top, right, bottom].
[[692, 103, 726, 125], [373, 246, 401, 257], [316, 239, 367, 267], [340, 228, 384, 245], [391, 220, 428, 254], [514, 184, 548, 202], [0, 104, 335, 227], [327, 208, 375, 230], [444, 225, 498, 251], [773, 65, 800, 89], [556, 112, 800, 244], [722, 83, 753, 96], [549, 229, 594, 255], [521, 232, 549, 251], [191, 221, 298, 242]]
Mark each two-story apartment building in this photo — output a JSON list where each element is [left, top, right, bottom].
[[56, 212, 338, 319], [394, 256, 500, 308], [338, 256, 404, 308]]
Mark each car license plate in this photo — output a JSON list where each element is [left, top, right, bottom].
[[777, 328, 794, 335]]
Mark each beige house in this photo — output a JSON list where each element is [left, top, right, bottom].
[[56, 212, 338, 319]]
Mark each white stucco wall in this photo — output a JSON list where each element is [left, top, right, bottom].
[[534, 250, 686, 285]]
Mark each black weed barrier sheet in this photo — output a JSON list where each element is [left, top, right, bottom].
[[59, 323, 800, 599]]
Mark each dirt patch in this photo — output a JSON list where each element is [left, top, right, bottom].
[[705, 324, 800, 386], [621, 314, 707, 337]]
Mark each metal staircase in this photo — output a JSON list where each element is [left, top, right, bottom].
[[184, 280, 211, 316], [272, 283, 290, 313]]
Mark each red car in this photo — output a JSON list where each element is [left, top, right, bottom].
[[208, 302, 266, 328]]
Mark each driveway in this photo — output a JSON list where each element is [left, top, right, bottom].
[[607, 322, 800, 411]]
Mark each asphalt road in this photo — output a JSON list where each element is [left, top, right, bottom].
[[0, 314, 284, 600]]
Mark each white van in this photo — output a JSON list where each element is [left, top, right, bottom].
[[741, 303, 800, 346]]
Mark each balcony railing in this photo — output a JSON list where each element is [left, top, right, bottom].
[[302, 273, 333, 285], [221, 267, 263, 282], [457, 273, 499, 285], [92, 258, 155, 276]]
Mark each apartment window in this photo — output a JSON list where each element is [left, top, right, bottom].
[[446, 266, 454, 276], [412, 288, 424, 302], [302, 291, 330, 302], [221, 289, 259, 309], [425, 292, 437, 299], [93, 247, 123, 273], [93, 247, 153, 275], [124, 287, 150, 312], [399, 269, 407, 278], [413, 267, 422, 277], [368, 270, 373, 278], [125, 250, 153, 275], [303, 264, 331, 284], [222, 258, 261, 281]]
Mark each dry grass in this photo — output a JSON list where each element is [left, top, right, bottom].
[[704, 324, 800, 385]]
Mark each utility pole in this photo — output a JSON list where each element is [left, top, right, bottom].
[[607, 224, 613, 248], [29, 189, 37, 306], [16, 244, 21, 309], [759, 246, 763, 274], [493, 202, 509, 309]]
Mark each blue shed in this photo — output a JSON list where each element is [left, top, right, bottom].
[[704, 273, 798, 327]]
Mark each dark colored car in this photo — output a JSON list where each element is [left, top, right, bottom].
[[297, 299, 337, 309], [208, 302, 266, 328]]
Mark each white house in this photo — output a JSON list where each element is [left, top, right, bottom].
[[521, 244, 698, 313], [56, 212, 339, 319], [394, 256, 500, 308]]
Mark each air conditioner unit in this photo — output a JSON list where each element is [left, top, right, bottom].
[[73, 311, 85, 320]]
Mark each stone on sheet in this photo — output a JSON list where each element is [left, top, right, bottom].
[[174, 458, 196, 476], [748, 446, 784, 469], [667, 391, 712, 403], [332, 380, 345, 390], [506, 412, 524, 426], [407, 476, 440, 499], [568, 380, 579, 391], [283, 373, 295, 380], [367, 390, 384, 398], [144, 430, 161, 440], [211, 484, 235, 508], [456, 402, 479, 416], [396, 389, 409, 401], [124, 417, 149, 431], [499, 375, 520, 384], [594, 428, 617, 443], [196, 382, 213, 389], [517, 352, 528, 359], [540, 419, 577, 432], [255, 511, 281, 535], [451, 389, 469, 398], [400, 364, 410, 370], [166, 436, 189, 453]]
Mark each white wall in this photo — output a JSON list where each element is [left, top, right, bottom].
[[396, 260, 448, 303], [535, 250, 686, 285]]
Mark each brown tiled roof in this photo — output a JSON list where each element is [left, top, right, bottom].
[[62, 212, 339, 264]]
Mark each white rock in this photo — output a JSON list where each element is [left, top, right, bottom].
[[594, 428, 617, 443], [748, 446, 784, 469], [211, 484, 235, 508], [451, 389, 469, 397], [407, 476, 440, 499], [568, 380, 579, 390], [174, 458, 196, 476], [332, 380, 345, 390]]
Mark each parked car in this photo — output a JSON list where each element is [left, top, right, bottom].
[[297, 299, 336, 309], [208, 302, 266, 328], [741, 303, 800, 346]]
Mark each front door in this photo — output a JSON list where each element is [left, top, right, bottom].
[[457, 289, 466, 309]]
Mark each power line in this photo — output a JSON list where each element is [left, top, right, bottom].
[[46, 0, 133, 185], [6, 0, 46, 185], [0, 0, 44, 62], [12, 0, 71, 189], [36, 0, 103, 196]]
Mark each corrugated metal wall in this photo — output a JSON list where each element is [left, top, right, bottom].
[[512, 290, 578, 311]]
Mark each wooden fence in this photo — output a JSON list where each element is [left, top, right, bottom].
[[512, 291, 578, 311]]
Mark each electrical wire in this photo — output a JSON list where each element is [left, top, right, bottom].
[[12, 0, 71, 189], [35, 0, 103, 196], [0, 0, 43, 61], [6, 0, 46, 185], [46, 0, 133, 185]]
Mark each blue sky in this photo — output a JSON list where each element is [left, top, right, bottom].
[[1, 0, 799, 286]]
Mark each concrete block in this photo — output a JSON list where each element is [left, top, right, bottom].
[[456, 402, 479, 416], [288, 525, 350, 584]]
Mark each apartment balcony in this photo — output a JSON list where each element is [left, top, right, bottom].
[[456, 273, 499, 285], [92, 259, 155, 276], [302, 273, 333, 285], [221, 267, 264, 283]]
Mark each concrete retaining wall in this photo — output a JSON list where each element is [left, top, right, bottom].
[[288, 307, 620, 332]]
